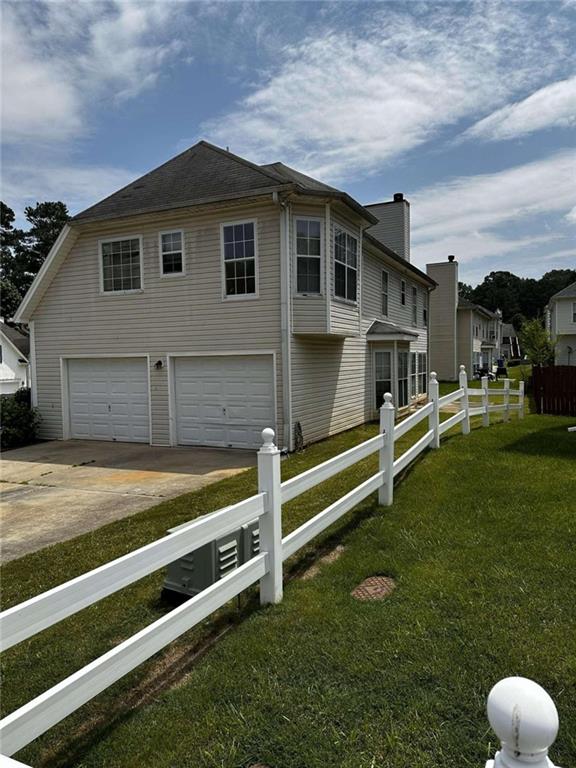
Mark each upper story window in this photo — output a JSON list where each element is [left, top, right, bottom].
[[334, 228, 358, 302], [221, 220, 257, 298], [401, 279, 406, 305], [423, 297, 428, 327], [572, 302, 576, 322], [160, 231, 184, 276], [381, 270, 389, 316], [100, 237, 142, 293], [296, 218, 322, 294], [411, 285, 418, 325]]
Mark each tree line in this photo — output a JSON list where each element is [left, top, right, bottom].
[[459, 269, 576, 329]]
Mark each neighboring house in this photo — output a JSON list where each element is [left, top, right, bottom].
[[546, 281, 576, 366], [0, 322, 30, 394], [501, 322, 521, 360], [426, 256, 502, 380], [14, 141, 435, 451]]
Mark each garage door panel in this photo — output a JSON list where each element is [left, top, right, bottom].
[[68, 358, 149, 443], [174, 356, 274, 449]]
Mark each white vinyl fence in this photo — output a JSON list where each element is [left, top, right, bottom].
[[0, 368, 525, 760]]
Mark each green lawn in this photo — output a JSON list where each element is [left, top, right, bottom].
[[2, 408, 575, 767]]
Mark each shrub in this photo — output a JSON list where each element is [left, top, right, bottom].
[[0, 388, 41, 450]]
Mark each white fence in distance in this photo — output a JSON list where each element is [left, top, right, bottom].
[[0, 368, 525, 759]]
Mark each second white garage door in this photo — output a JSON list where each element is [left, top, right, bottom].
[[174, 355, 275, 449]]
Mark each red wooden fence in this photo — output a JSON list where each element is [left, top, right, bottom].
[[532, 366, 576, 416]]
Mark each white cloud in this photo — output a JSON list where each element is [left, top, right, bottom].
[[201, 3, 574, 181], [464, 76, 576, 142], [409, 151, 576, 271], [1, 1, 186, 144]]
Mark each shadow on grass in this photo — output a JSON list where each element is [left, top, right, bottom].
[[503, 424, 576, 459]]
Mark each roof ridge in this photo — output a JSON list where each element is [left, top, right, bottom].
[[198, 141, 288, 184]]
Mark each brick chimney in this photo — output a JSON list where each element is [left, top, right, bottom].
[[365, 193, 410, 261]]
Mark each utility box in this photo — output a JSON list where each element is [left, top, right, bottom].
[[162, 518, 260, 600]]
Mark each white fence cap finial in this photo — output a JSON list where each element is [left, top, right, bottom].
[[487, 677, 559, 765], [382, 392, 394, 408], [459, 364, 466, 372], [430, 371, 438, 382], [260, 427, 277, 453]]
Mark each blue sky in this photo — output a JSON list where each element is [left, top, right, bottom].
[[1, 0, 574, 285]]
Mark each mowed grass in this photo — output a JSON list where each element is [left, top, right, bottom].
[[2, 407, 575, 767]]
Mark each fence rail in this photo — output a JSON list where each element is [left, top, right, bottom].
[[0, 367, 525, 760]]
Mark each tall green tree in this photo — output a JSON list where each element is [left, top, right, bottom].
[[519, 318, 555, 367]]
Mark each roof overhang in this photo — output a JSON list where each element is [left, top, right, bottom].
[[0, 328, 29, 362], [13, 225, 79, 323], [366, 320, 419, 342]]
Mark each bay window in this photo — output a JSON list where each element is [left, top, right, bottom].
[[374, 350, 392, 409], [334, 228, 358, 302], [296, 218, 322, 294], [397, 350, 409, 407]]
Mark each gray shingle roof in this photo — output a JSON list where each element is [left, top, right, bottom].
[[73, 142, 292, 223], [1, 324, 30, 358], [458, 297, 498, 318], [550, 280, 576, 300], [366, 320, 418, 338]]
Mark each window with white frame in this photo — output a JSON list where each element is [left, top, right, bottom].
[[410, 352, 418, 397], [296, 218, 322, 294], [398, 350, 409, 407], [334, 228, 358, 302], [572, 302, 576, 323], [101, 238, 142, 292], [160, 231, 184, 275], [381, 270, 389, 316], [374, 350, 392, 409], [222, 221, 256, 297], [401, 279, 406, 306], [423, 300, 428, 327], [418, 352, 427, 393], [412, 285, 418, 325]]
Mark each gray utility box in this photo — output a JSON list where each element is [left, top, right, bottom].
[[163, 518, 260, 599]]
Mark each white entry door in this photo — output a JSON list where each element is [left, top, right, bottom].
[[174, 355, 275, 449], [68, 358, 150, 442]]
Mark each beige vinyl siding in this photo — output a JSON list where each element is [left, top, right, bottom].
[[457, 310, 473, 372], [365, 199, 410, 260], [427, 261, 458, 381], [31, 200, 285, 446], [554, 298, 576, 335]]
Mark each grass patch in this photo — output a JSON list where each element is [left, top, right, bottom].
[[2, 411, 575, 767]]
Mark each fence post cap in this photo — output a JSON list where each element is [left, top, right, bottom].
[[459, 364, 466, 372], [260, 428, 277, 453], [430, 371, 437, 381], [487, 677, 559, 760], [382, 392, 394, 409]]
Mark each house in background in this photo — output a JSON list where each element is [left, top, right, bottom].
[[426, 256, 502, 380], [0, 322, 30, 394], [501, 322, 521, 361], [14, 141, 435, 451], [546, 281, 576, 366]]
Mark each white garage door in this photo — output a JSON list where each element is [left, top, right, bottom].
[[174, 355, 275, 449], [68, 358, 150, 443]]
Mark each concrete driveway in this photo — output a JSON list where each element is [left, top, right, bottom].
[[0, 440, 255, 563]]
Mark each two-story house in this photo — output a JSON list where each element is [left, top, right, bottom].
[[546, 281, 576, 365], [426, 256, 502, 380], [14, 141, 435, 451]]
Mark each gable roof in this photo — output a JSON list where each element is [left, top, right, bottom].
[[0, 324, 29, 360], [458, 296, 498, 319], [549, 280, 576, 300]]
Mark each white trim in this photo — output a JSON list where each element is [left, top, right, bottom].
[[13, 225, 76, 323], [29, 321, 37, 407], [158, 230, 186, 278], [98, 235, 144, 295], [293, 215, 324, 297], [281, 203, 293, 451], [167, 351, 278, 448], [219, 218, 259, 301], [60, 355, 152, 445]]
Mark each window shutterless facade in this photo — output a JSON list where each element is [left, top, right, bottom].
[[374, 350, 392, 409], [334, 228, 358, 302], [412, 285, 417, 325], [397, 350, 409, 407], [100, 237, 143, 293], [295, 218, 322, 294], [381, 270, 389, 316], [418, 352, 427, 394], [159, 231, 184, 276], [221, 220, 257, 298]]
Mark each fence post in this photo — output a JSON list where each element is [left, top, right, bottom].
[[429, 372, 440, 448], [258, 428, 283, 605], [503, 378, 511, 422], [379, 392, 395, 506], [481, 375, 490, 427], [519, 380, 525, 419], [459, 365, 470, 435], [485, 677, 561, 768]]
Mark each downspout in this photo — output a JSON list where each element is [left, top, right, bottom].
[[278, 196, 293, 451]]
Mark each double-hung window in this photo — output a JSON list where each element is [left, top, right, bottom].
[[381, 270, 389, 316], [397, 350, 409, 407], [374, 350, 392, 409], [296, 219, 322, 294], [401, 280, 406, 306], [412, 285, 418, 325], [410, 352, 418, 397], [222, 221, 257, 298], [572, 302, 576, 323], [160, 231, 184, 276], [334, 228, 358, 302], [418, 352, 427, 394], [423, 302, 428, 327], [101, 237, 142, 293]]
